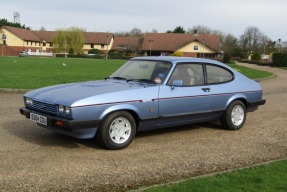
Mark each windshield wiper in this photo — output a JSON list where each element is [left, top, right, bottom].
[[127, 79, 156, 84], [105, 76, 128, 81]]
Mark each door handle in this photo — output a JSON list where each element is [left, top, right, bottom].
[[201, 88, 211, 92]]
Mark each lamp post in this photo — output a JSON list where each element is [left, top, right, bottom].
[[278, 38, 281, 53], [202, 38, 205, 58], [1, 31, 6, 56], [106, 35, 108, 60], [41, 40, 46, 56], [148, 39, 153, 56], [64, 34, 67, 58]]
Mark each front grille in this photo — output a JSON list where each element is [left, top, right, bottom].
[[30, 100, 57, 115]]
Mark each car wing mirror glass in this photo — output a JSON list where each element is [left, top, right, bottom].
[[172, 80, 183, 87]]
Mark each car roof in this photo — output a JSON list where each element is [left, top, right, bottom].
[[131, 56, 223, 66]]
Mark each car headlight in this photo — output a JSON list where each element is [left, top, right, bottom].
[[58, 105, 71, 116], [65, 106, 71, 115], [25, 97, 33, 106], [58, 105, 64, 114]]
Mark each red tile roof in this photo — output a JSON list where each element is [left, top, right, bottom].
[[142, 33, 221, 53], [112, 36, 143, 51], [3, 26, 40, 41], [33, 31, 55, 42], [82, 32, 114, 44]]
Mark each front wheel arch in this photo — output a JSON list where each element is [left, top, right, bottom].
[[99, 109, 140, 130], [96, 110, 137, 150]]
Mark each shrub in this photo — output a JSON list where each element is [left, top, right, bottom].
[[251, 53, 261, 61], [223, 53, 231, 63], [241, 53, 249, 60], [109, 52, 124, 59], [248, 60, 271, 65], [171, 51, 184, 57], [88, 49, 102, 55], [240, 59, 249, 63], [272, 53, 287, 67]]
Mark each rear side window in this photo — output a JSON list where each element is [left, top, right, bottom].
[[206, 65, 233, 84]]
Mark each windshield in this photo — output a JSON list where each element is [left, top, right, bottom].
[[110, 60, 172, 84]]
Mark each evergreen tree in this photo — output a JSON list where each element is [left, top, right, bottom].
[[0, 18, 30, 29]]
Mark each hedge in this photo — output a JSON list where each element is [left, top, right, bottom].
[[223, 53, 231, 63], [272, 53, 287, 67]]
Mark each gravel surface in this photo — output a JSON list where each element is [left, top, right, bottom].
[[0, 63, 286, 191]]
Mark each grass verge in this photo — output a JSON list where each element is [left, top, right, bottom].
[[228, 63, 273, 79], [143, 159, 287, 192]]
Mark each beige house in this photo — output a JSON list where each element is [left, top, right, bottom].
[[0, 26, 114, 56], [141, 33, 221, 58], [82, 32, 114, 54]]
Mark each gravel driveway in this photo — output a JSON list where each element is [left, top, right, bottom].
[[0, 63, 286, 191]]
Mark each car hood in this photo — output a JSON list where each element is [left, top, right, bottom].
[[25, 80, 152, 106]]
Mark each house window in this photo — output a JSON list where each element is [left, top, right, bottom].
[[50, 42, 53, 47], [194, 45, 198, 50], [91, 44, 94, 48], [31, 42, 33, 46], [26, 41, 29, 46], [101, 44, 104, 49]]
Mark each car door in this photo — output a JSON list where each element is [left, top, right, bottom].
[[157, 63, 214, 126]]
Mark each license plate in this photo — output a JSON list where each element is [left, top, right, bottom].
[[30, 113, 47, 126]]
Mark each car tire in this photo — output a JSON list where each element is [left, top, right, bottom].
[[97, 111, 136, 150], [221, 100, 246, 130]]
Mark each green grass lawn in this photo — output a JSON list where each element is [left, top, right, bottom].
[[0, 57, 273, 89], [0, 57, 125, 89], [144, 159, 287, 192]]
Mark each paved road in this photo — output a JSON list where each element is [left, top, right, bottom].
[[0, 64, 286, 191]]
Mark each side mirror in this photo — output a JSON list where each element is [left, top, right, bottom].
[[171, 80, 183, 89]]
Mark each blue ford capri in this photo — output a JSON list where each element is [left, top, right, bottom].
[[20, 56, 266, 149]]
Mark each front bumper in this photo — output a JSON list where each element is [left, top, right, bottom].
[[20, 107, 100, 139]]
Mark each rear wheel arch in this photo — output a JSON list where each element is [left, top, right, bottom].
[[236, 98, 248, 108], [227, 97, 248, 109], [221, 99, 247, 130]]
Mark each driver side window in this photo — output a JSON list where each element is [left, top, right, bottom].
[[167, 63, 204, 86]]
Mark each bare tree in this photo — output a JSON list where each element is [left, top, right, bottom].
[[260, 34, 271, 54], [222, 33, 238, 54], [39, 26, 46, 31], [187, 25, 214, 34], [151, 29, 158, 33], [114, 27, 144, 37], [239, 26, 262, 53], [187, 25, 225, 42], [129, 27, 144, 37]]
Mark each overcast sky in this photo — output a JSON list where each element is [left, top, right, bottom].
[[1, 0, 286, 40]]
